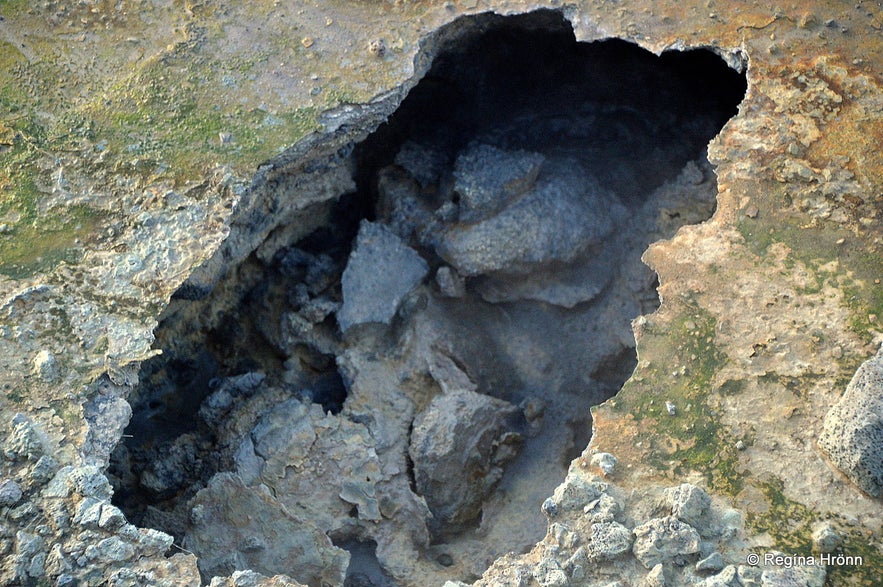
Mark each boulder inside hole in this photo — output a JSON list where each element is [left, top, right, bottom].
[[108, 9, 745, 587]]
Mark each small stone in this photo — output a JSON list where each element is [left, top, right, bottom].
[[702, 565, 740, 587], [588, 522, 633, 560], [85, 536, 135, 563], [667, 483, 712, 529], [632, 516, 701, 569], [32, 350, 59, 381], [591, 452, 617, 476], [301, 36, 314, 48], [744, 206, 759, 219], [735, 440, 746, 451], [583, 493, 621, 523], [75, 499, 105, 529], [640, 564, 667, 587], [542, 497, 559, 518], [137, 528, 173, 556], [696, 552, 725, 572], [549, 472, 604, 512], [541, 569, 569, 587], [665, 401, 677, 415], [31, 455, 58, 485], [812, 522, 841, 553], [0, 479, 23, 506], [98, 504, 127, 529], [436, 266, 466, 298], [367, 38, 386, 57]]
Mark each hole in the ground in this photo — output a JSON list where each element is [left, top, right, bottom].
[[107, 9, 746, 587], [334, 539, 396, 587]]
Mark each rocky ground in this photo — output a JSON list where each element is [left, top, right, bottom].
[[0, 1, 881, 587]]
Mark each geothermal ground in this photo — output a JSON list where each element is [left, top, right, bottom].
[[0, 2, 880, 587]]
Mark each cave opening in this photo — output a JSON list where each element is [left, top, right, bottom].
[[108, 9, 746, 587]]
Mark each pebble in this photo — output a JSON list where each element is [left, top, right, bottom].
[[812, 522, 841, 553], [0, 478, 23, 506], [665, 401, 677, 415], [436, 266, 466, 298], [591, 452, 618, 476], [32, 350, 59, 382], [368, 38, 386, 57], [696, 551, 725, 572]]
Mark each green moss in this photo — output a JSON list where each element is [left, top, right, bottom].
[[747, 478, 815, 555], [616, 306, 744, 494], [825, 527, 883, 586], [746, 479, 883, 585], [737, 215, 882, 345], [82, 47, 329, 182], [0, 169, 105, 278]]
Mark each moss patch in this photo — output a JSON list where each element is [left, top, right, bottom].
[[736, 215, 882, 345], [747, 478, 815, 555], [614, 305, 744, 494], [82, 48, 328, 183], [747, 478, 883, 586]]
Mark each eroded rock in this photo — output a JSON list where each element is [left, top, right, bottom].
[[437, 159, 625, 276], [452, 143, 545, 223], [185, 473, 349, 586], [338, 221, 429, 332], [818, 344, 883, 497], [409, 388, 524, 533], [632, 516, 702, 569]]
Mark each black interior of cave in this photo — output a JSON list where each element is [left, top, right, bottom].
[[108, 9, 746, 586]]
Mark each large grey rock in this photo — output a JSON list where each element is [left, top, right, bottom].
[[472, 250, 615, 307], [452, 143, 545, 223], [0, 479, 22, 506], [437, 159, 626, 276], [408, 388, 523, 532], [338, 220, 429, 332], [184, 473, 349, 587], [818, 344, 883, 497], [666, 483, 712, 530], [587, 521, 633, 561], [632, 516, 702, 569]]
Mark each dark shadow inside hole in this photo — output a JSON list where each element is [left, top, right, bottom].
[[108, 9, 746, 586], [334, 540, 396, 587]]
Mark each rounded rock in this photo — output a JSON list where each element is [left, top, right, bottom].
[[811, 522, 841, 553], [818, 345, 883, 497], [0, 478, 23, 506]]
